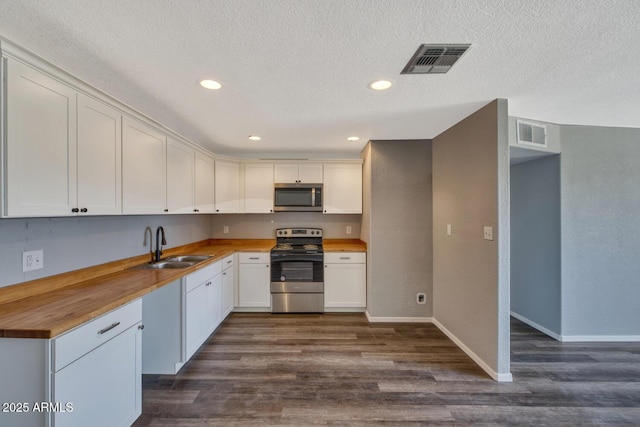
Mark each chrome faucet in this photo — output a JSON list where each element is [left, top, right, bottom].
[[154, 226, 166, 262]]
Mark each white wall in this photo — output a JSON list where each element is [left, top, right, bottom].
[[432, 99, 511, 380], [0, 215, 210, 288]]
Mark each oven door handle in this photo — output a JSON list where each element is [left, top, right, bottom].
[[271, 255, 322, 263]]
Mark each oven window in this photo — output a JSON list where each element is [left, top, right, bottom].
[[275, 188, 313, 207], [281, 262, 313, 281]]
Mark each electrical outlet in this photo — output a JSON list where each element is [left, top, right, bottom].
[[23, 250, 44, 272], [346, 226, 352, 235], [483, 226, 494, 241], [416, 292, 426, 304], [223, 225, 229, 234], [446, 224, 452, 236]]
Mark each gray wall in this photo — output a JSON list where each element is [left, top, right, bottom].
[[0, 215, 210, 288], [362, 140, 432, 319], [560, 125, 640, 337], [210, 213, 361, 239], [433, 99, 511, 378], [510, 155, 561, 335]]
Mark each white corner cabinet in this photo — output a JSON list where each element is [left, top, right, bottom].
[[0, 299, 142, 427], [237, 252, 271, 310], [215, 160, 241, 213], [324, 252, 366, 310], [142, 259, 229, 374]]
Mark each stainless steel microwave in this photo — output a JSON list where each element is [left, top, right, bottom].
[[273, 183, 323, 212]]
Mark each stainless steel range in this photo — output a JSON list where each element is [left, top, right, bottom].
[[270, 227, 324, 313]]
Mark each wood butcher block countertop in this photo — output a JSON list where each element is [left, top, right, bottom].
[[0, 238, 366, 339]]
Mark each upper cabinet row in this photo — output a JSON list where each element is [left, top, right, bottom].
[[1, 56, 362, 217]]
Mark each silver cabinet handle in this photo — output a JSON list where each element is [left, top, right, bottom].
[[249, 257, 259, 260], [226, 260, 233, 264], [340, 257, 351, 260], [98, 322, 120, 335]]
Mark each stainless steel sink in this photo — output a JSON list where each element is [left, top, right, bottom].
[[131, 260, 196, 270], [165, 255, 213, 263]]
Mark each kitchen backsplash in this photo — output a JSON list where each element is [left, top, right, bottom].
[[210, 213, 362, 239]]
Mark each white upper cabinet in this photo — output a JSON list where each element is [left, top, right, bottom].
[[215, 160, 240, 213], [122, 116, 167, 214], [274, 163, 323, 183], [5, 57, 77, 217], [194, 152, 215, 213], [244, 163, 274, 213], [76, 93, 122, 215], [166, 138, 195, 214], [323, 163, 363, 214]]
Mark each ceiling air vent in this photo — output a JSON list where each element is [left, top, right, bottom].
[[516, 120, 547, 148], [401, 44, 471, 74]]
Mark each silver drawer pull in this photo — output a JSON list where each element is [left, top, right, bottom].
[[226, 260, 232, 264], [249, 257, 259, 260], [340, 257, 351, 260], [98, 322, 120, 335]]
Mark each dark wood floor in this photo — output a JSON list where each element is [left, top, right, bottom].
[[133, 314, 640, 426]]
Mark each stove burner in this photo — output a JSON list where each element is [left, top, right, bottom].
[[276, 243, 293, 250], [303, 244, 318, 250]]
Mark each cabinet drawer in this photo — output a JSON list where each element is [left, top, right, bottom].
[[222, 254, 234, 270], [53, 299, 142, 372], [184, 261, 221, 293], [239, 252, 270, 264], [324, 252, 366, 264]]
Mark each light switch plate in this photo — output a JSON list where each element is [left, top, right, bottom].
[[346, 226, 352, 235], [447, 224, 452, 236], [483, 226, 494, 241]]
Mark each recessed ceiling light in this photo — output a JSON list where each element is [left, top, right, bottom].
[[368, 79, 393, 91], [347, 136, 360, 142], [199, 79, 222, 90], [248, 135, 261, 141]]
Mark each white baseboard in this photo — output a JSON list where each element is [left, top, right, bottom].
[[431, 318, 513, 383], [510, 311, 562, 341], [365, 310, 433, 323], [560, 335, 640, 342], [510, 311, 640, 342]]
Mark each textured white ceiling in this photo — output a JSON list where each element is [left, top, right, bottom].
[[0, 0, 638, 158]]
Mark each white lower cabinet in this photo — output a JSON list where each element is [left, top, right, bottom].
[[0, 299, 142, 427], [142, 261, 223, 374], [324, 252, 366, 310], [238, 253, 270, 309]]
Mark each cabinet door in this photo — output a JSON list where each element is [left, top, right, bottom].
[[194, 153, 215, 213], [222, 265, 235, 317], [122, 116, 167, 214], [185, 282, 208, 360], [214, 161, 240, 213], [323, 163, 363, 214], [324, 263, 366, 307], [77, 94, 122, 215], [244, 163, 274, 213], [298, 163, 323, 183], [166, 138, 195, 214], [53, 324, 141, 427], [238, 263, 270, 307], [5, 58, 77, 217], [205, 273, 223, 332], [274, 163, 299, 183]]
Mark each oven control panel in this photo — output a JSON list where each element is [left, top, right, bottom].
[[276, 228, 323, 237]]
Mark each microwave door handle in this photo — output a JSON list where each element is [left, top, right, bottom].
[[312, 187, 316, 207]]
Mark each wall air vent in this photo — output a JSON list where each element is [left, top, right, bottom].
[[516, 120, 547, 148], [401, 44, 471, 74]]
